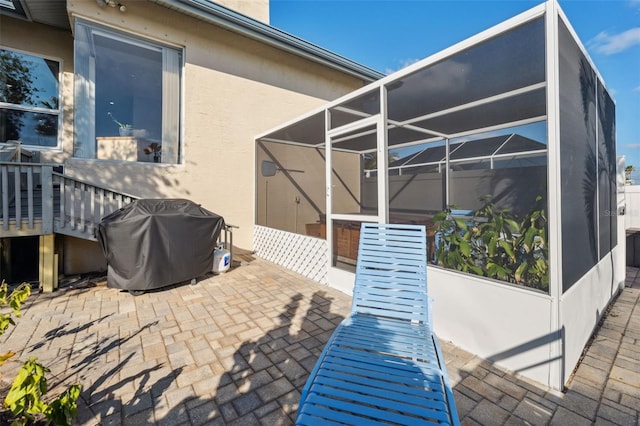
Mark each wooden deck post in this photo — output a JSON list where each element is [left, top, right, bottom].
[[39, 234, 57, 292], [41, 166, 53, 234]]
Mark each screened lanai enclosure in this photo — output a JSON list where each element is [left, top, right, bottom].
[[254, 0, 624, 390]]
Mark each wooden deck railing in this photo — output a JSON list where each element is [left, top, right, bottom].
[[0, 162, 137, 240], [52, 172, 138, 240], [0, 163, 53, 236]]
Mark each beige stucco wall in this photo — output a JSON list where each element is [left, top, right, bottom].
[[256, 142, 362, 235], [3, 0, 367, 251], [63, 237, 107, 275], [256, 143, 328, 234], [216, 0, 269, 23]]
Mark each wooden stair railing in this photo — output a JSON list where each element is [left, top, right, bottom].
[[0, 162, 138, 240], [52, 172, 138, 240]]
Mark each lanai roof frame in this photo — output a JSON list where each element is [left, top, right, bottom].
[[257, 1, 552, 155]]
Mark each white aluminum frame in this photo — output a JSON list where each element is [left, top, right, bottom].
[[254, 0, 621, 391]]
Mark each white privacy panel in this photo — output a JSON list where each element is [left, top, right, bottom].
[[254, 225, 328, 284]]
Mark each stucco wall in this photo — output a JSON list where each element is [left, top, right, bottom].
[[63, 236, 107, 275], [256, 142, 362, 234], [256, 142, 328, 234], [2, 1, 368, 251], [215, 0, 269, 23]]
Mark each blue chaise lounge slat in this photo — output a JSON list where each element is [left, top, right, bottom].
[[296, 223, 459, 425]]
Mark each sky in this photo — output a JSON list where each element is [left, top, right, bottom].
[[270, 0, 640, 178]]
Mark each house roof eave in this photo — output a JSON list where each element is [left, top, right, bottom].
[[150, 0, 385, 82]]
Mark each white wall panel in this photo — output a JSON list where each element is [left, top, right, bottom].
[[624, 186, 640, 230], [561, 252, 623, 386], [428, 268, 555, 387]]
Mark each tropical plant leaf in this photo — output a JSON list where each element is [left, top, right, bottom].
[[1, 314, 16, 335], [9, 284, 31, 316], [5, 357, 49, 416], [469, 264, 485, 276], [515, 262, 528, 282], [523, 227, 536, 252], [505, 218, 520, 233], [45, 384, 82, 426], [0, 350, 16, 366], [455, 217, 469, 230], [499, 240, 516, 260], [459, 240, 471, 257]]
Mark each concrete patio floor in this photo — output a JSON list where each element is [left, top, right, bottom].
[[1, 258, 639, 425]]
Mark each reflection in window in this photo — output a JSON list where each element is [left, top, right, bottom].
[[0, 49, 60, 147], [74, 21, 182, 163], [448, 124, 547, 217], [383, 123, 548, 217]]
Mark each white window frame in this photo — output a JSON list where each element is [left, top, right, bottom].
[[0, 46, 62, 150]]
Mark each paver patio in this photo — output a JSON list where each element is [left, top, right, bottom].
[[1, 258, 639, 425]]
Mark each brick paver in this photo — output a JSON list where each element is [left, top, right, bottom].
[[1, 259, 639, 425]]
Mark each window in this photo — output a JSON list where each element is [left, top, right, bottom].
[[74, 21, 182, 163], [0, 48, 60, 147]]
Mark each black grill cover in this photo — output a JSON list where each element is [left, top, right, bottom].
[[96, 199, 225, 291]]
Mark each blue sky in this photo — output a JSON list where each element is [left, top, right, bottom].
[[270, 0, 640, 176]]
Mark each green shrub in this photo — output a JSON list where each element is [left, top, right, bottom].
[[1, 281, 81, 426], [434, 196, 549, 291]]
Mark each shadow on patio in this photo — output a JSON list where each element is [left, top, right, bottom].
[[1, 259, 638, 425], [0, 260, 348, 425]]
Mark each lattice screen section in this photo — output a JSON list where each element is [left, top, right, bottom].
[[254, 225, 328, 284]]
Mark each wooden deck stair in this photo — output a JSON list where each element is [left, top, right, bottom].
[[1, 162, 138, 292]]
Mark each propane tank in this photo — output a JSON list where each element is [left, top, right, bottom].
[[213, 244, 231, 274]]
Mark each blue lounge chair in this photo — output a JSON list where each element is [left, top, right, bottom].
[[297, 223, 459, 425]]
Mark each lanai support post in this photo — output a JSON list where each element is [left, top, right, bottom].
[[39, 234, 57, 292]]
